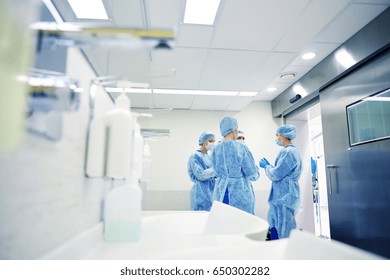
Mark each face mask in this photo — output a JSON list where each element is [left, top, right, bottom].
[[275, 139, 284, 146], [206, 142, 215, 151], [236, 140, 245, 143]]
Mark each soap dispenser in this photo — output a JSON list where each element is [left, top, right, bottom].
[[86, 93, 134, 179], [103, 178, 142, 242], [105, 94, 134, 179]]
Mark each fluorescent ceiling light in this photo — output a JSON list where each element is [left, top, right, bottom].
[[335, 49, 356, 69], [183, 0, 220, 25], [238, 92, 257, 97], [105, 87, 152, 94], [67, 0, 108, 20], [125, 88, 152, 94], [266, 87, 277, 92], [302, 52, 316, 60], [154, 89, 238, 96], [106, 87, 241, 96]]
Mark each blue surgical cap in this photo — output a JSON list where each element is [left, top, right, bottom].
[[198, 131, 215, 146], [277, 124, 297, 140], [220, 116, 238, 137]]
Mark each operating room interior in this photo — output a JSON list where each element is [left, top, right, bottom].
[[1, 0, 389, 260]]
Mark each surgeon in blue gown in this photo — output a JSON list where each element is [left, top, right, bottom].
[[211, 116, 260, 214], [188, 131, 216, 211], [259, 124, 302, 240]]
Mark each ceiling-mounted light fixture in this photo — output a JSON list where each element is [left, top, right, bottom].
[[153, 89, 237, 96], [238, 92, 257, 97], [266, 87, 277, 92], [280, 72, 296, 81], [105, 88, 152, 94], [302, 52, 316, 60], [183, 0, 221, 25], [67, 0, 108, 20]]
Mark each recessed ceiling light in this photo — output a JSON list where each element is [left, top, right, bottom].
[[105, 87, 152, 94], [302, 52, 316, 60], [183, 0, 221, 25], [67, 0, 108, 20], [280, 72, 296, 81], [266, 87, 277, 92], [154, 89, 238, 96]]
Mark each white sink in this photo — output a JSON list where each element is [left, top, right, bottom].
[[40, 202, 383, 260], [40, 203, 270, 259], [142, 202, 269, 240], [142, 211, 208, 235]]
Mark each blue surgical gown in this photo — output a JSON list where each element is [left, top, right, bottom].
[[264, 144, 302, 238], [188, 150, 216, 211], [211, 141, 259, 214]]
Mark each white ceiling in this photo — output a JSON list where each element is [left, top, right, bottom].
[[50, 0, 390, 111]]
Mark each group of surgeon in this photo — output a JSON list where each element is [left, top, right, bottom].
[[187, 116, 302, 240]]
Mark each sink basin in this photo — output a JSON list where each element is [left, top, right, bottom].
[[203, 201, 269, 240], [142, 211, 208, 235], [40, 203, 270, 259], [142, 202, 269, 241]]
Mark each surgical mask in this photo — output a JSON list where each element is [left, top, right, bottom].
[[275, 139, 283, 146], [236, 140, 245, 144], [206, 142, 215, 151]]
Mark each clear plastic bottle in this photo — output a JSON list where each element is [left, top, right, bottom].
[[103, 183, 142, 242]]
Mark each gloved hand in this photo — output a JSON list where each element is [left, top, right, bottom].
[[259, 158, 270, 169]]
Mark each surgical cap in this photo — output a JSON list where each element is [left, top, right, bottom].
[[198, 131, 215, 146], [220, 116, 238, 137], [277, 124, 297, 140]]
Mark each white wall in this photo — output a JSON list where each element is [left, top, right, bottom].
[[0, 48, 110, 259]]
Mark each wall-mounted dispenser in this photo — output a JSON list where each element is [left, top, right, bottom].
[[25, 69, 81, 140], [30, 21, 175, 51], [85, 92, 134, 179]]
